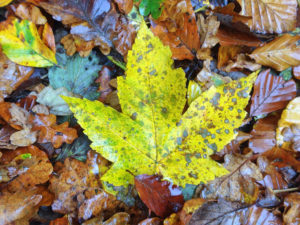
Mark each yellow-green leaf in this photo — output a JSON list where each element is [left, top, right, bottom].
[[0, 0, 13, 7], [63, 22, 258, 194], [0, 18, 56, 67]]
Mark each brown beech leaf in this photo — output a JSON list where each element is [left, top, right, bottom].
[[197, 154, 262, 204], [28, 0, 136, 56], [245, 205, 283, 225], [217, 45, 244, 69], [249, 34, 300, 71], [0, 186, 53, 225], [283, 193, 300, 225], [41, 23, 56, 54], [49, 217, 69, 225], [61, 34, 95, 57], [29, 113, 77, 148], [0, 51, 34, 102], [293, 65, 300, 80], [49, 151, 119, 220], [0, 125, 18, 149], [113, 0, 133, 14], [151, 0, 200, 60], [138, 218, 162, 225], [95, 66, 114, 103], [178, 198, 205, 225], [0, 145, 53, 192], [223, 53, 261, 72], [250, 69, 296, 116], [135, 174, 184, 218], [216, 25, 262, 47], [237, 0, 297, 34], [249, 114, 280, 154], [15, 2, 47, 25]]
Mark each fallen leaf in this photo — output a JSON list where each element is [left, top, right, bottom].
[[0, 0, 13, 7], [187, 81, 202, 106], [41, 23, 56, 53], [82, 212, 130, 225], [250, 69, 296, 116], [223, 53, 261, 72], [48, 49, 101, 100], [49, 217, 69, 225], [249, 114, 280, 154], [197, 154, 262, 204], [15, 2, 47, 25], [276, 97, 300, 151], [61, 34, 95, 57], [178, 198, 205, 225], [0, 125, 18, 149], [139, 0, 163, 19], [283, 192, 300, 225], [151, 0, 200, 60], [244, 205, 283, 225], [29, 0, 136, 56], [114, 0, 133, 14], [249, 34, 300, 71], [135, 174, 184, 217], [217, 45, 244, 69], [237, 0, 297, 34], [63, 22, 258, 193], [49, 150, 118, 220], [96, 66, 114, 103], [138, 218, 162, 225], [0, 17, 57, 67], [9, 128, 37, 147], [293, 65, 300, 80], [0, 51, 34, 102]]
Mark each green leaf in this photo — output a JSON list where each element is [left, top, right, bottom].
[[0, 18, 56, 67], [56, 135, 91, 162], [63, 22, 258, 194], [279, 67, 293, 81], [139, 0, 164, 19], [48, 50, 101, 100]]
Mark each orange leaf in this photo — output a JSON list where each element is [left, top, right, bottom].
[[250, 69, 296, 116], [249, 34, 300, 71]]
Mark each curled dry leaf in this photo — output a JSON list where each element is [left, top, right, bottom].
[[61, 34, 94, 57], [0, 125, 18, 149], [0, 51, 34, 102], [9, 128, 37, 147], [49, 151, 119, 221], [217, 45, 244, 69], [250, 69, 296, 117], [113, 0, 133, 14], [82, 212, 130, 225], [223, 53, 261, 72], [198, 154, 262, 204], [249, 114, 280, 154], [283, 193, 300, 225], [134, 174, 184, 218], [28, 0, 136, 56], [0, 145, 53, 192], [151, 0, 200, 60], [276, 97, 300, 151], [15, 2, 47, 25], [237, 0, 297, 34], [249, 34, 300, 71]]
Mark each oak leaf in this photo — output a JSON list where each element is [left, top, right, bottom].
[[237, 0, 297, 34], [249, 34, 300, 71], [0, 17, 57, 67], [250, 69, 296, 116], [64, 22, 258, 193]]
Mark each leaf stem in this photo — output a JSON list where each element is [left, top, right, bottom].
[[273, 187, 299, 194], [107, 56, 126, 70]]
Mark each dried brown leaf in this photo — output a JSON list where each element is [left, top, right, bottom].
[[223, 53, 261, 72], [15, 2, 47, 25], [250, 69, 296, 116], [283, 193, 300, 225]]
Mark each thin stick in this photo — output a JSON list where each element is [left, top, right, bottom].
[[273, 187, 299, 194]]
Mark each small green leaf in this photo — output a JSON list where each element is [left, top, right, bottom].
[[279, 67, 292, 81], [139, 0, 164, 19]]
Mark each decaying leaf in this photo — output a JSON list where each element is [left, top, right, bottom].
[[0, 17, 57, 67], [151, 0, 200, 60], [250, 69, 296, 116], [28, 0, 136, 56], [293, 65, 300, 80], [197, 154, 262, 204], [64, 22, 258, 193], [217, 45, 244, 69], [135, 174, 184, 217], [237, 0, 297, 34], [276, 97, 300, 151], [15, 2, 47, 25], [249, 34, 300, 71], [61, 34, 95, 57], [283, 193, 300, 225], [49, 151, 119, 220], [223, 53, 261, 72]]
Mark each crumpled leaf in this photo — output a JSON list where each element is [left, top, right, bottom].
[[283, 193, 300, 225], [197, 154, 262, 204], [135, 174, 184, 217], [223, 54, 261, 72], [250, 69, 296, 116], [113, 0, 133, 14], [237, 0, 297, 34], [0, 51, 34, 102], [217, 45, 244, 69], [64, 22, 258, 193], [61, 34, 94, 57], [49, 151, 119, 221], [276, 97, 300, 151], [151, 0, 200, 60], [0, 17, 57, 67], [249, 114, 279, 154], [293, 65, 300, 80], [139, 0, 164, 19], [15, 2, 47, 25], [48, 50, 101, 100], [37, 86, 80, 115], [249, 34, 300, 71], [28, 0, 136, 56]]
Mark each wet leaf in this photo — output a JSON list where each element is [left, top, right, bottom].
[[198, 154, 262, 204], [249, 34, 300, 71], [60, 34, 94, 57], [138, 218, 162, 225], [293, 65, 300, 80], [276, 97, 300, 151], [244, 205, 283, 225], [15, 2, 47, 25], [250, 69, 296, 116], [217, 45, 244, 69], [29, 0, 136, 56], [0, 17, 57, 67], [64, 22, 258, 193], [223, 53, 261, 72], [48, 50, 101, 100], [139, 0, 164, 19], [83, 212, 130, 225], [0, 0, 12, 7], [151, 0, 200, 60], [114, 0, 133, 14], [283, 193, 300, 225], [237, 0, 297, 34], [249, 114, 280, 154], [135, 174, 184, 217]]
